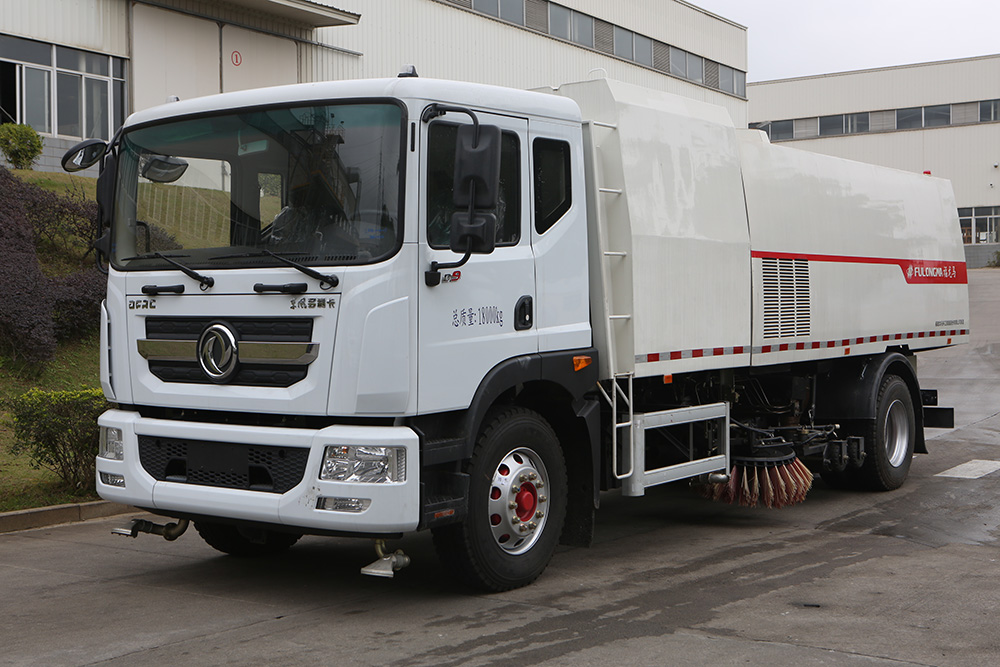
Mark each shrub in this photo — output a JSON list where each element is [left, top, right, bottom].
[[0, 123, 44, 170], [18, 174, 98, 257], [0, 167, 57, 365], [7, 388, 109, 491], [51, 268, 106, 340]]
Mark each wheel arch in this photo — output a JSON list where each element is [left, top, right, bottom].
[[411, 349, 601, 546], [815, 350, 926, 454]]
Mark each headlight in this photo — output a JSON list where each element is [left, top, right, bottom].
[[320, 446, 406, 483], [99, 427, 124, 460]]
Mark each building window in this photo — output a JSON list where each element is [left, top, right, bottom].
[[669, 46, 686, 78], [923, 104, 950, 127], [770, 120, 793, 141], [614, 26, 633, 60], [819, 114, 844, 136], [982, 99, 1000, 122], [499, 0, 524, 24], [634, 34, 653, 67], [719, 64, 735, 94], [0, 34, 126, 140], [571, 10, 593, 47], [548, 3, 571, 40], [896, 107, 922, 130], [453, 2, 745, 98], [846, 112, 869, 133], [686, 52, 704, 84]]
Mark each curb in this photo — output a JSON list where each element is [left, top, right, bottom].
[[0, 501, 134, 535]]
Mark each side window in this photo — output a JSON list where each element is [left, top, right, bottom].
[[427, 122, 520, 248], [533, 138, 572, 234]]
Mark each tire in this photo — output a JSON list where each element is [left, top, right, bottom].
[[858, 375, 916, 491], [432, 407, 567, 592], [194, 521, 302, 557]]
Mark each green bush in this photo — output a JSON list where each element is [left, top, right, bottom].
[[0, 123, 44, 170], [6, 388, 109, 491]]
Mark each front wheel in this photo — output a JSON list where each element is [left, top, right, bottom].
[[433, 407, 567, 592], [858, 375, 916, 491]]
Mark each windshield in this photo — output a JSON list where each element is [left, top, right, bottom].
[[111, 101, 404, 270]]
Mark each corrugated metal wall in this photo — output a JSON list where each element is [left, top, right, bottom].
[[749, 55, 1000, 120], [308, 0, 748, 125], [0, 0, 129, 55]]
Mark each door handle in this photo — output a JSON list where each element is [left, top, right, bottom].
[[514, 295, 533, 331]]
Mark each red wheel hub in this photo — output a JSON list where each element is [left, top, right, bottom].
[[515, 482, 537, 521]]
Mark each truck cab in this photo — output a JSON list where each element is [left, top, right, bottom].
[[74, 77, 598, 589]]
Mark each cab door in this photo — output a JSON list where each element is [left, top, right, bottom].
[[417, 111, 535, 414]]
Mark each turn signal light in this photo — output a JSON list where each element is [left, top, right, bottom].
[[573, 355, 592, 372]]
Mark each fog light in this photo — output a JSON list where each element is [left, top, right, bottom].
[[320, 446, 406, 483], [99, 427, 124, 460], [100, 472, 126, 487], [317, 497, 371, 512]]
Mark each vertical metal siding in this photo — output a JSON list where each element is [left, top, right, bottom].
[[311, 0, 746, 124], [0, 0, 129, 55]]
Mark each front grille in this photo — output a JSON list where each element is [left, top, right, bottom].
[[142, 317, 316, 387], [146, 317, 313, 341], [138, 435, 310, 493]]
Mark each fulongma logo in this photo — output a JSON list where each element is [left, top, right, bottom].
[[198, 323, 238, 382]]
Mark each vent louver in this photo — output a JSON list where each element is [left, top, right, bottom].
[[762, 257, 811, 338]]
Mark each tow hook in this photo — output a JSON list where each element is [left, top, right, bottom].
[[360, 539, 411, 578], [111, 518, 190, 541]]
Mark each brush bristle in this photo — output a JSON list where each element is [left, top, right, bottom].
[[699, 457, 813, 508]]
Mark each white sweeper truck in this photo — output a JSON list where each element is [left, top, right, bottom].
[[62, 72, 968, 590]]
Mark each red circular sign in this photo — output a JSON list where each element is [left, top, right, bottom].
[[231, 50, 242, 66]]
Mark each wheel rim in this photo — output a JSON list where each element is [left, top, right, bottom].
[[884, 399, 910, 468], [487, 447, 550, 555]]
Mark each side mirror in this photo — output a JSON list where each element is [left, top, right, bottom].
[[450, 124, 501, 254], [450, 212, 496, 254], [61, 139, 107, 172], [453, 124, 501, 210], [141, 155, 188, 183]]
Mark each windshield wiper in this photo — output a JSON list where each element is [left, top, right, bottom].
[[151, 252, 214, 290], [209, 249, 339, 290]]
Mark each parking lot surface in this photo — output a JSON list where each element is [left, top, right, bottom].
[[2, 271, 999, 666]]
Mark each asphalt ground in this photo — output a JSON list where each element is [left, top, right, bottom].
[[2, 270, 999, 666]]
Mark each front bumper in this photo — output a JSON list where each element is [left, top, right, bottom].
[[96, 409, 419, 534]]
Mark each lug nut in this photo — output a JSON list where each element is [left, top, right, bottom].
[[535, 510, 544, 519], [519, 524, 528, 532], [519, 474, 528, 482], [539, 495, 547, 503], [512, 516, 520, 523], [528, 472, 537, 480], [528, 522, 537, 529], [536, 481, 544, 489], [509, 501, 518, 509], [511, 485, 520, 493]]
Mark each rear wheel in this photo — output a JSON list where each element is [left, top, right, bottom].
[[194, 521, 302, 557], [433, 407, 567, 592], [858, 375, 916, 491]]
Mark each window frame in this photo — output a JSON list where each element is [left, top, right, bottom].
[[426, 121, 522, 250], [532, 137, 572, 235]]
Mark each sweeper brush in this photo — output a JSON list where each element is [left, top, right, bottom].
[[702, 454, 813, 509]]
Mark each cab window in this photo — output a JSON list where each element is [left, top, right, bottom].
[[427, 122, 520, 248]]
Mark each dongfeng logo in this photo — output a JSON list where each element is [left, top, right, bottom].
[[198, 323, 238, 382]]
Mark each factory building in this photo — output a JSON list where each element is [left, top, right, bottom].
[[0, 0, 748, 171]]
